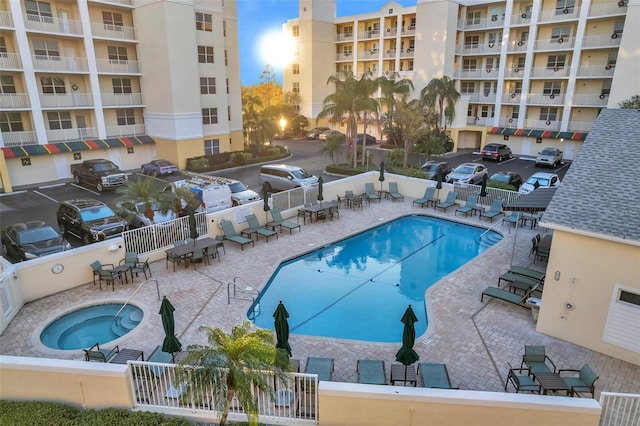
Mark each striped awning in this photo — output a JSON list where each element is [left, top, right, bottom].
[[2, 135, 155, 158], [488, 127, 587, 141]]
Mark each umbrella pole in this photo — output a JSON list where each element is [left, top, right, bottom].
[[510, 215, 519, 267]]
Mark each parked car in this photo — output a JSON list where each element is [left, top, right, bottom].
[[488, 171, 523, 190], [356, 134, 377, 145], [421, 161, 451, 180], [70, 159, 127, 192], [518, 172, 561, 194], [318, 129, 344, 140], [227, 179, 261, 206], [481, 143, 513, 162], [535, 147, 563, 167], [140, 159, 179, 176], [260, 164, 318, 192], [446, 163, 488, 184], [305, 127, 330, 140], [56, 199, 128, 245], [1, 221, 71, 261], [115, 201, 176, 228]]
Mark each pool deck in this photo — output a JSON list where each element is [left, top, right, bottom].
[[1, 197, 638, 398]]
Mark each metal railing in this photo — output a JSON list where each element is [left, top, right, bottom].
[[599, 392, 640, 426], [121, 213, 209, 255]]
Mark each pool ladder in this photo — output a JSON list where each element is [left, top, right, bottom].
[[227, 277, 261, 319]]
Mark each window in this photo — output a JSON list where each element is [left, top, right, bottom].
[[116, 109, 135, 125], [198, 46, 214, 63], [102, 11, 123, 31], [343, 25, 353, 37], [483, 81, 495, 94], [555, 0, 575, 15], [519, 31, 529, 46], [543, 82, 561, 96], [41, 76, 66, 94], [486, 58, 494, 71], [0, 36, 7, 56], [112, 78, 132, 94], [292, 63, 300, 74], [408, 60, 414, 71], [47, 111, 72, 130], [227, 106, 231, 121], [107, 46, 128, 63], [226, 78, 229, 94], [466, 105, 476, 118], [613, 21, 624, 38], [200, 77, 216, 94], [0, 112, 23, 131], [603, 285, 640, 352], [292, 82, 300, 94], [33, 39, 59, 60], [551, 27, 571, 43], [292, 25, 299, 37], [204, 139, 220, 155], [466, 11, 481, 25], [225, 50, 228, 66], [0, 75, 16, 94], [539, 107, 558, 121], [514, 82, 523, 94], [202, 108, 218, 125], [464, 35, 479, 49], [607, 51, 618, 68], [195, 12, 213, 32], [512, 106, 520, 119], [25, 0, 52, 23], [480, 105, 494, 118], [601, 80, 612, 95], [461, 82, 475, 94], [342, 64, 352, 73], [516, 57, 526, 69], [462, 59, 477, 71], [343, 46, 353, 56], [547, 55, 566, 69], [223, 21, 226, 37], [487, 32, 499, 46]]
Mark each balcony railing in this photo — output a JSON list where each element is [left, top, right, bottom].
[[359, 29, 381, 40], [456, 43, 502, 55], [507, 40, 527, 52], [524, 119, 561, 130], [498, 117, 518, 127], [572, 93, 609, 107], [24, 13, 83, 36], [457, 16, 504, 31], [401, 25, 415, 35], [88, 0, 133, 6], [382, 48, 396, 58], [529, 66, 570, 78], [46, 127, 99, 142], [335, 52, 353, 61], [538, 7, 581, 23], [582, 34, 622, 49], [510, 12, 531, 26], [0, 53, 23, 70], [105, 124, 146, 138], [566, 121, 594, 132], [504, 68, 525, 79], [335, 32, 354, 42], [40, 93, 94, 108], [534, 37, 575, 51], [101, 92, 144, 107], [383, 28, 397, 37], [31, 55, 89, 72], [0, 10, 13, 27], [502, 93, 522, 103], [0, 93, 31, 109], [588, 2, 627, 18], [465, 92, 497, 103], [466, 116, 491, 126], [0, 131, 38, 147], [399, 48, 414, 58], [90, 22, 137, 41], [95, 58, 141, 74], [576, 64, 616, 78], [358, 50, 379, 60], [528, 94, 565, 105]]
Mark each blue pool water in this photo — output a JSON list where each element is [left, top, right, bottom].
[[250, 215, 501, 342], [40, 303, 143, 350]]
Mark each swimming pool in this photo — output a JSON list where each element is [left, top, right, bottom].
[[250, 215, 501, 342]]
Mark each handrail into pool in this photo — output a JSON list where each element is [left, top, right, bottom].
[[114, 279, 160, 321], [480, 216, 506, 239]]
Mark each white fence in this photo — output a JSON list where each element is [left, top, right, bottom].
[[121, 213, 209, 255], [599, 392, 640, 426]]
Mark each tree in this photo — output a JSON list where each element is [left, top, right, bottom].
[[177, 321, 289, 426], [619, 95, 640, 109], [257, 65, 282, 108], [319, 133, 346, 165], [115, 177, 175, 225], [393, 98, 430, 169], [289, 114, 309, 137], [411, 129, 449, 164], [420, 76, 460, 131], [376, 72, 414, 119]]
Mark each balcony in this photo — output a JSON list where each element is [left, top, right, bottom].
[[382, 48, 397, 58], [498, 117, 518, 127], [46, 127, 99, 142], [401, 25, 415, 36], [31, 55, 89, 73], [588, 1, 627, 18], [538, 6, 581, 24], [335, 32, 354, 42], [457, 16, 504, 31], [502, 93, 522, 103], [399, 48, 414, 58], [572, 93, 609, 107], [466, 116, 491, 126], [0, 53, 23, 70], [524, 119, 561, 130], [566, 121, 594, 132], [528, 93, 565, 105], [456, 43, 502, 55], [465, 92, 497, 103], [359, 29, 381, 40], [504, 68, 525, 79], [509, 12, 531, 26], [88, 0, 134, 7], [39, 93, 94, 108], [101, 92, 144, 107], [0, 93, 31, 109], [335, 52, 353, 61], [581, 34, 621, 49], [383, 27, 397, 37], [534, 37, 575, 51], [529, 66, 570, 79], [507, 40, 528, 53], [23, 14, 83, 37], [95, 58, 141, 74], [0, 131, 37, 147], [0, 10, 13, 27], [105, 124, 146, 138], [358, 49, 379, 60], [90, 22, 137, 41], [576, 64, 616, 78]]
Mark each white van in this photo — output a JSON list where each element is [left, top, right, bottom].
[[259, 164, 319, 192], [174, 178, 232, 214]]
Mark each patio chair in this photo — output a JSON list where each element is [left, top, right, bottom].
[[90, 260, 123, 291], [387, 182, 404, 202], [165, 249, 183, 272], [206, 239, 224, 263], [357, 359, 387, 385], [558, 364, 599, 398], [434, 191, 458, 212], [187, 248, 208, 269], [131, 258, 152, 280], [502, 212, 522, 228], [417, 363, 456, 389], [364, 182, 380, 203], [455, 194, 478, 217], [413, 186, 437, 208], [305, 357, 334, 381], [508, 266, 546, 282], [297, 202, 313, 224], [83, 342, 119, 362], [220, 220, 254, 250], [481, 282, 542, 307], [245, 213, 278, 242], [498, 272, 542, 288], [119, 251, 139, 269], [504, 362, 541, 394], [479, 199, 504, 222], [521, 345, 557, 374], [267, 208, 301, 234]]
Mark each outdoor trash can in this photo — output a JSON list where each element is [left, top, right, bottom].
[[526, 297, 542, 321]]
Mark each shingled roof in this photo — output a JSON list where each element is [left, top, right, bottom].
[[543, 109, 640, 243]]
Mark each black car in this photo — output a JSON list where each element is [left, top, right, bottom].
[[488, 171, 523, 190], [356, 134, 377, 145], [1, 221, 71, 261], [481, 143, 513, 162], [421, 161, 452, 180], [56, 199, 128, 245]]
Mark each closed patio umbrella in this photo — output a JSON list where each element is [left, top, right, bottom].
[[436, 168, 444, 199], [273, 300, 292, 357], [188, 206, 198, 244], [395, 304, 419, 382], [160, 296, 182, 362], [262, 181, 271, 222], [379, 161, 385, 192], [479, 174, 488, 206], [317, 176, 324, 206]]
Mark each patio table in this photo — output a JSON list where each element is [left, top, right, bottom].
[[110, 348, 144, 364], [303, 201, 339, 222], [533, 372, 569, 395], [391, 364, 417, 387], [165, 237, 220, 268]]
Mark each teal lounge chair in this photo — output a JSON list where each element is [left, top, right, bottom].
[[364, 182, 380, 202], [245, 213, 278, 242], [479, 199, 504, 222], [521, 345, 557, 374], [387, 182, 404, 202], [455, 194, 478, 216], [502, 212, 522, 227], [267, 208, 301, 234], [357, 359, 386, 385], [220, 220, 254, 250], [305, 357, 334, 381], [559, 364, 599, 398], [498, 272, 542, 288], [435, 191, 458, 212], [413, 186, 437, 208], [481, 282, 541, 307], [509, 266, 546, 282], [417, 363, 456, 389]]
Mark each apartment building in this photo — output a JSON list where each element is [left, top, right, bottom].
[[283, 0, 637, 160], [0, 0, 243, 191]]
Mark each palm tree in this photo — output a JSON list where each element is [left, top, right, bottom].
[[317, 70, 379, 168], [420, 76, 460, 131], [115, 177, 175, 225], [393, 97, 430, 168], [376, 72, 414, 118], [177, 321, 289, 426], [319, 133, 346, 165]]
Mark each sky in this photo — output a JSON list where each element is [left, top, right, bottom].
[[237, 0, 416, 86]]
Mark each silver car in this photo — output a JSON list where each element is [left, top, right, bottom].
[[446, 163, 488, 184], [535, 147, 563, 168]]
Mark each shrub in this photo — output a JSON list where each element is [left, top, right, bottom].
[[187, 156, 209, 171], [230, 152, 253, 166]]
